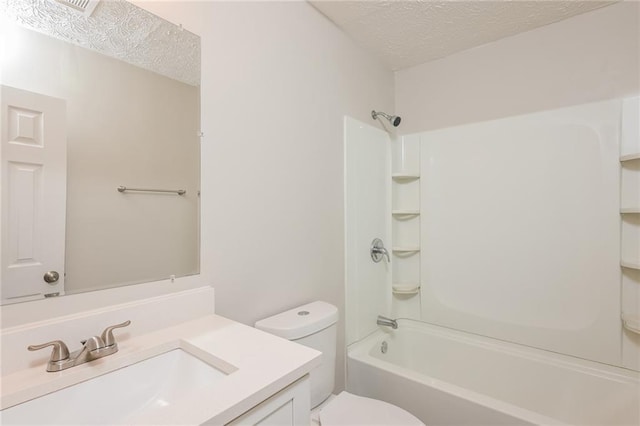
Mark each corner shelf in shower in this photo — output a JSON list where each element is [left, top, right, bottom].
[[392, 210, 421, 217], [621, 208, 640, 214], [621, 260, 640, 271], [620, 153, 640, 162], [392, 173, 420, 181], [622, 313, 640, 335], [392, 284, 420, 295], [392, 247, 420, 254]]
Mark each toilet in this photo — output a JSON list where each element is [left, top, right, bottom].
[[255, 301, 424, 426]]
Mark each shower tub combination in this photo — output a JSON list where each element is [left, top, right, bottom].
[[347, 320, 639, 425]]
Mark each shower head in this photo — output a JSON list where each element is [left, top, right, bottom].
[[372, 110, 401, 127]]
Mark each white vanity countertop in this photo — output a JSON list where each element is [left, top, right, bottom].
[[0, 314, 322, 424]]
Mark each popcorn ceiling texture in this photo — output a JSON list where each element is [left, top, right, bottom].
[[1, 0, 200, 86], [310, 0, 617, 70]]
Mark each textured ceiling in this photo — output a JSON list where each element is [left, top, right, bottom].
[[309, 0, 617, 70], [1, 0, 200, 86]]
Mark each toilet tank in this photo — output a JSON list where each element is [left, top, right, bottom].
[[255, 301, 338, 408]]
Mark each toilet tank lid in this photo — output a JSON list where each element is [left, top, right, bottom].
[[255, 301, 339, 340]]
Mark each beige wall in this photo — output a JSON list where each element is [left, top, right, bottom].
[[395, 1, 640, 134], [2, 24, 200, 294], [198, 1, 394, 391]]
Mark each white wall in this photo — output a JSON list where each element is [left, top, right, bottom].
[[395, 1, 640, 133], [418, 100, 622, 366], [198, 1, 394, 391]]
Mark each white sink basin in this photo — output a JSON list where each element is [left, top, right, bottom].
[[1, 348, 229, 424]]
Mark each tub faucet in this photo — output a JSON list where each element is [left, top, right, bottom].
[[28, 320, 131, 372], [377, 315, 398, 329]]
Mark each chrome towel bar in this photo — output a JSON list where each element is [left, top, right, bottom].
[[117, 186, 186, 195]]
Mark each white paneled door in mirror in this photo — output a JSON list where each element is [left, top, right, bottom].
[[1, 85, 67, 303]]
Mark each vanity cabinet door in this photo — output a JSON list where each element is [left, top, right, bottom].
[[226, 376, 310, 426]]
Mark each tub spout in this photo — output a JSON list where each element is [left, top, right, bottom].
[[377, 315, 398, 329]]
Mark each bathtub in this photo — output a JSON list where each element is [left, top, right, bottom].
[[346, 320, 639, 425]]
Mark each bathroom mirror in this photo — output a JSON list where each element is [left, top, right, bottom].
[[0, 0, 200, 305]]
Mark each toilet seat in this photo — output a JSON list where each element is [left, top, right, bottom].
[[319, 391, 424, 426]]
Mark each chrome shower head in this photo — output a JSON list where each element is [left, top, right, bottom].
[[372, 110, 401, 127]]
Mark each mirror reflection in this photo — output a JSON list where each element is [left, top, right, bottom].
[[1, 0, 201, 305]]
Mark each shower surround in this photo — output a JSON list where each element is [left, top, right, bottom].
[[344, 96, 640, 425]]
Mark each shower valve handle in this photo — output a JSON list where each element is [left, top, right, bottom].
[[371, 238, 390, 263]]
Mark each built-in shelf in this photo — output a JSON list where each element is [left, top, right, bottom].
[[392, 284, 420, 295], [391, 139, 421, 316], [392, 210, 420, 216], [620, 153, 640, 162], [621, 208, 640, 214], [621, 260, 640, 271], [622, 313, 640, 334], [392, 173, 420, 181], [392, 247, 420, 254]]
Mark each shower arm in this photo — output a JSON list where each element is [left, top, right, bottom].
[[371, 110, 402, 127], [371, 111, 391, 121]]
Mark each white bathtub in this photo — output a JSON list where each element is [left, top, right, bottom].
[[347, 320, 639, 425]]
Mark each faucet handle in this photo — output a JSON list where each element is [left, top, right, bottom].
[[28, 340, 70, 362], [370, 238, 391, 263], [100, 320, 131, 347]]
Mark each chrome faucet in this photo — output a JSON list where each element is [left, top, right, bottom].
[[28, 320, 131, 372], [377, 315, 398, 329]]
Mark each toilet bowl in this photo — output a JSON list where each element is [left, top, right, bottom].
[[255, 301, 424, 426]]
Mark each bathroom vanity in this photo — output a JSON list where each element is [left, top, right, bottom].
[[0, 288, 321, 425]]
